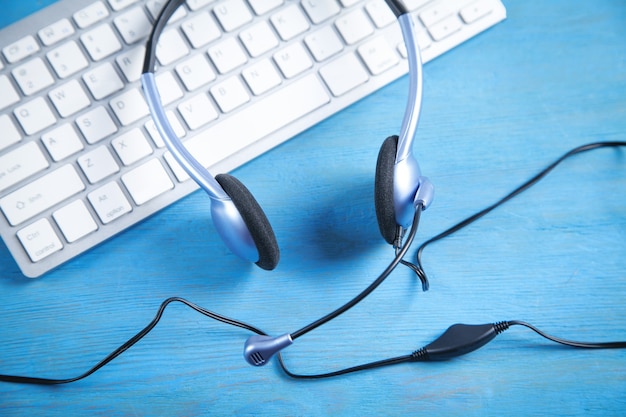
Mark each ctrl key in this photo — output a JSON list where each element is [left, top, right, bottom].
[[17, 218, 63, 262]]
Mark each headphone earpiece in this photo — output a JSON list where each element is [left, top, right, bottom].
[[375, 135, 433, 246], [214, 174, 280, 270], [375, 135, 400, 244]]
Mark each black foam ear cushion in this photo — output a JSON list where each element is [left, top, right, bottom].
[[215, 174, 279, 270], [375, 135, 399, 245]]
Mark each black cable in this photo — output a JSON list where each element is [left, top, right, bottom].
[[508, 320, 626, 349], [274, 141, 626, 379], [2, 277, 624, 384], [276, 351, 414, 379], [0, 208, 424, 385], [413, 141, 626, 284], [277, 320, 626, 379], [0, 297, 268, 385], [290, 206, 423, 340], [2, 143, 625, 384]]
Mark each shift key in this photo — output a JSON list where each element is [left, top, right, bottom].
[[0, 165, 85, 226]]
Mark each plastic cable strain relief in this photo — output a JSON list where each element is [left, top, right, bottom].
[[493, 321, 510, 334], [410, 347, 428, 361]]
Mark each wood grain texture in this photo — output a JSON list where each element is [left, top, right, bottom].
[[1, 1, 625, 416]]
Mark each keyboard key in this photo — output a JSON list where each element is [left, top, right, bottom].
[[163, 152, 189, 182], [145, 111, 186, 147], [0, 141, 49, 193], [155, 71, 184, 105], [208, 37, 248, 74], [110, 88, 150, 126], [0, 164, 85, 226], [53, 200, 98, 243], [12, 58, 55, 96], [319, 53, 369, 96], [181, 11, 221, 49], [305, 26, 344, 62], [0, 115, 21, 152], [78, 145, 120, 184], [403, 0, 435, 10], [2, 35, 39, 64], [0, 75, 20, 111], [38, 18, 75, 46], [14, 97, 57, 136], [48, 79, 91, 118], [274, 43, 313, 78], [335, 8, 375, 45], [83, 62, 124, 100], [17, 218, 63, 262], [419, 3, 451, 27], [461, 0, 493, 24], [365, 0, 397, 28], [42, 123, 84, 161], [112, 128, 153, 166], [116, 45, 145, 82], [247, 0, 284, 15], [156, 29, 190, 66], [186, 74, 329, 169], [213, 0, 253, 32], [74, 1, 109, 29], [210, 76, 250, 113], [147, 1, 187, 22], [88, 181, 132, 224], [397, 33, 431, 60], [107, 0, 140, 11], [122, 159, 174, 205], [176, 55, 216, 91], [242, 59, 282, 95], [302, 0, 341, 24], [47, 41, 89, 79], [186, 0, 216, 11], [416, 31, 433, 51], [357, 36, 399, 75], [428, 15, 462, 41], [114, 7, 152, 44], [240, 21, 279, 58], [177, 93, 218, 130], [76, 106, 118, 144], [271, 5, 310, 41], [81, 24, 122, 61]]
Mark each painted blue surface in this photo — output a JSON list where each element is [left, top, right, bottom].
[[1, 1, 625, 415]]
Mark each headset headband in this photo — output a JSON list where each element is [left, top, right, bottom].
[[140, 0, 423, 205], [142, 0, 229, 200]]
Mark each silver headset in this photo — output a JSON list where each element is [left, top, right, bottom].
[[140, 0, 433, 272]]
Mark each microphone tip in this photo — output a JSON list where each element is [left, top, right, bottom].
[[244, 334, 293, 366]]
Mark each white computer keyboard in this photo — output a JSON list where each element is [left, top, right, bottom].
[[0, 0, 506, 277]]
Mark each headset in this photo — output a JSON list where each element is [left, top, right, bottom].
[[140, 0, 433, 365], [140, 0, 434, 273], [1, 1, 625, 385]]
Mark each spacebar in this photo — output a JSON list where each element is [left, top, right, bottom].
[[186, 74, 330, 169]]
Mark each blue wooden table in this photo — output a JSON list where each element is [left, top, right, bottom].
[[1, 1, 625, 415]]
